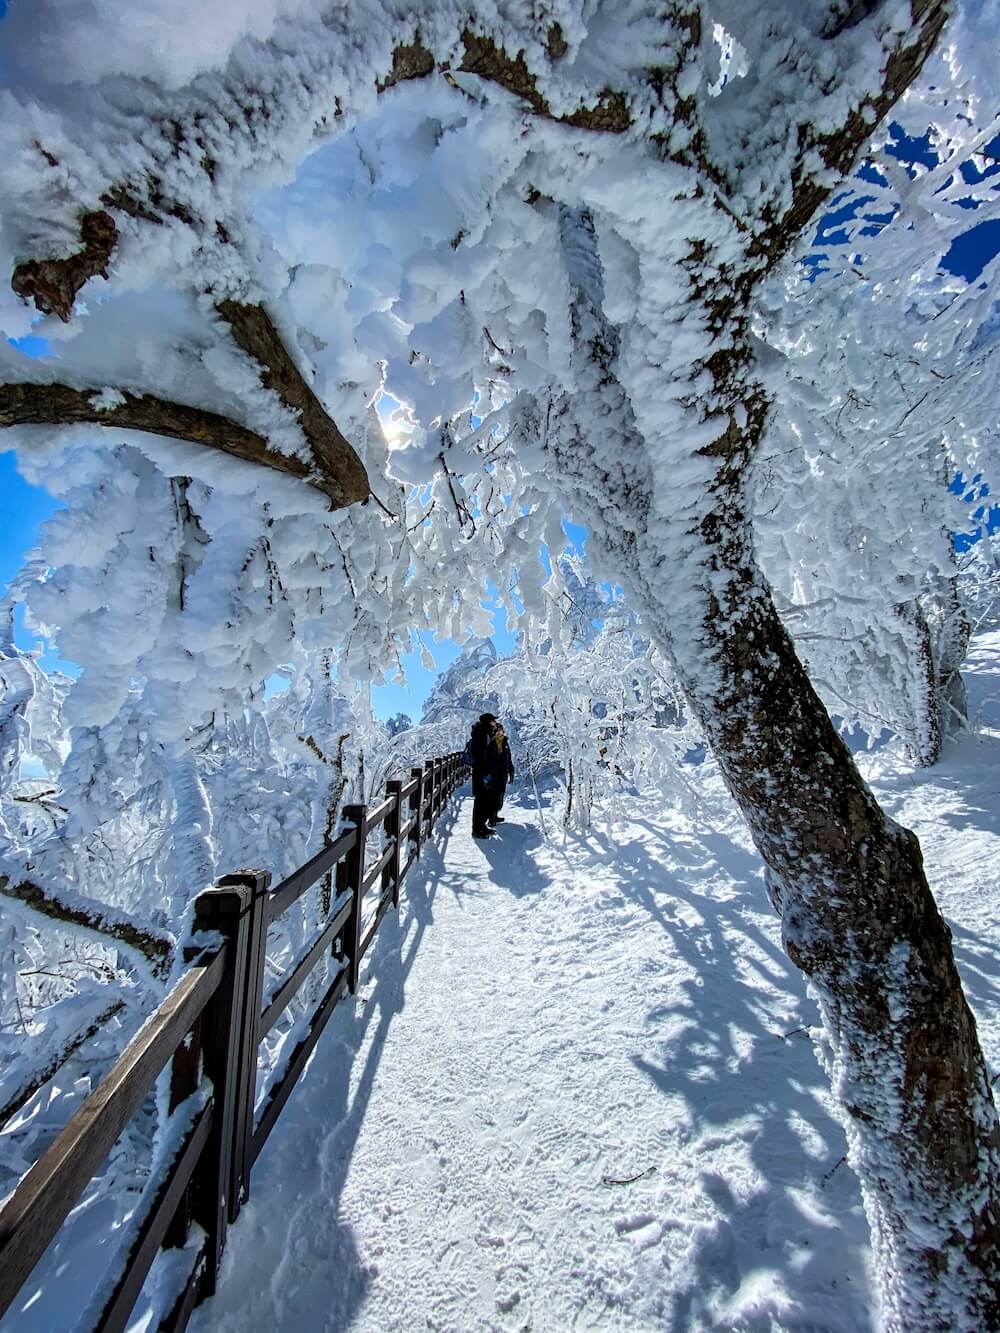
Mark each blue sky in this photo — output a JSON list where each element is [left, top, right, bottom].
[[372, 616, 517, 721], [808, 121, 1000, 282], [0, 450, 55, 587]]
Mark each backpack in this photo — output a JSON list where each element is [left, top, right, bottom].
[[461, 739, 474, 767]]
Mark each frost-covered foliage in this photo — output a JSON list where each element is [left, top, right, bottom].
[[1, 0, 987, 755], [384, 711, 412, 737], [0, 572, 70, 843], [0, 639, 405, 1205], [420, 638, 500, 727], [376, 639, 503, 773], [958, 528, 1000, 629], [1, 0, 994, 778], [754, 56, 1000, 764], [469, 564, 695, 829]]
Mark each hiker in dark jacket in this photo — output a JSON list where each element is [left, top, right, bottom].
[[469, 713, 498, 838], [483, 722, 515, 829], [468, 712, 514, 837]]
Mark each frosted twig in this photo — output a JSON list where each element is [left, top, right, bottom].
[[0, 874, 173, 977], [368, 490, 398, 521], [601, 1166, 655, 1186], [822, 1155, 847, 1184]]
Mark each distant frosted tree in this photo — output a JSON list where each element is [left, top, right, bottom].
[[384, 711, 412, 737]]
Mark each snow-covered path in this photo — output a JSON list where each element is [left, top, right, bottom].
[[191, 790, 877, 1333]]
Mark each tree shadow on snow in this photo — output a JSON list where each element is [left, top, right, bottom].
[[866, 733, 1000, 843], [201, 802, 463, 1333], [584, 824, 874, 1333], [948, 920, 1000, 1051]]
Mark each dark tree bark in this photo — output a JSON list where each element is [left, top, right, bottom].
[[380, 29, 630, 131], [10, 211, 117, 323], [215, 301, 369, 507], [0, 380, 349, 505]]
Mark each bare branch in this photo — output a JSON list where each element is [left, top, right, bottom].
[[367, 489, 398, 520], [437, 449, 476, 534], [215, 300, 369, 507], [0, 380, 350, 506], [406, 499, 436, 533]]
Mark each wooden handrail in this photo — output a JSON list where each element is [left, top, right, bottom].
[[265, 827, 357, 924], [365, 793, 396, 830], [0, 951, 226, 1319], [0, 750, 467, 1333], [93, 1093, 214, 1333]]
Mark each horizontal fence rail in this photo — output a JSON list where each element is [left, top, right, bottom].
[[0, 750, 467, 1332]]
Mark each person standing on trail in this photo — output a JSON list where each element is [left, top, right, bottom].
[[468, 712, 497, 838], [467, 712, 513, 838], [484, 722, 515, 830]]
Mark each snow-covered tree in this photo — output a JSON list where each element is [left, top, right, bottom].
[[0, 2, 998, 1322], [384, 711, 412, 737], [471, 564, 692, 829]]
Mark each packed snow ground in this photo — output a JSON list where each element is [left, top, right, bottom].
[[188, 641, 1000, 1333]]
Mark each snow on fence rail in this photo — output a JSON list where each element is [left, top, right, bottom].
[[0, 751, 466, 1332]]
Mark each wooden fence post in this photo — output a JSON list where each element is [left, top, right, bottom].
[[216, 869, 270, 1221], [385, 781, 404, 907], [337, 806, 367, 993], [423, 760, 434, 834], [410, 766, 424, 857], [187, 881, 254, 1297]]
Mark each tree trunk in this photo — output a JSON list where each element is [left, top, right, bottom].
[[927, 573, 972, 738], [164, 745, 215, 916], [620, 417, 999, 1325], [894, 598, 943, 767], [662, 524, 1000, 1330], [585, 452, 1000, 1324], [545, 204, 1000, 1327]]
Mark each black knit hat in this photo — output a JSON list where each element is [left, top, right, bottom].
[[479, 712, 497, 724]]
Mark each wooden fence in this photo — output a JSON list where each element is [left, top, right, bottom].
[[0, 751, 466, 1332]]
